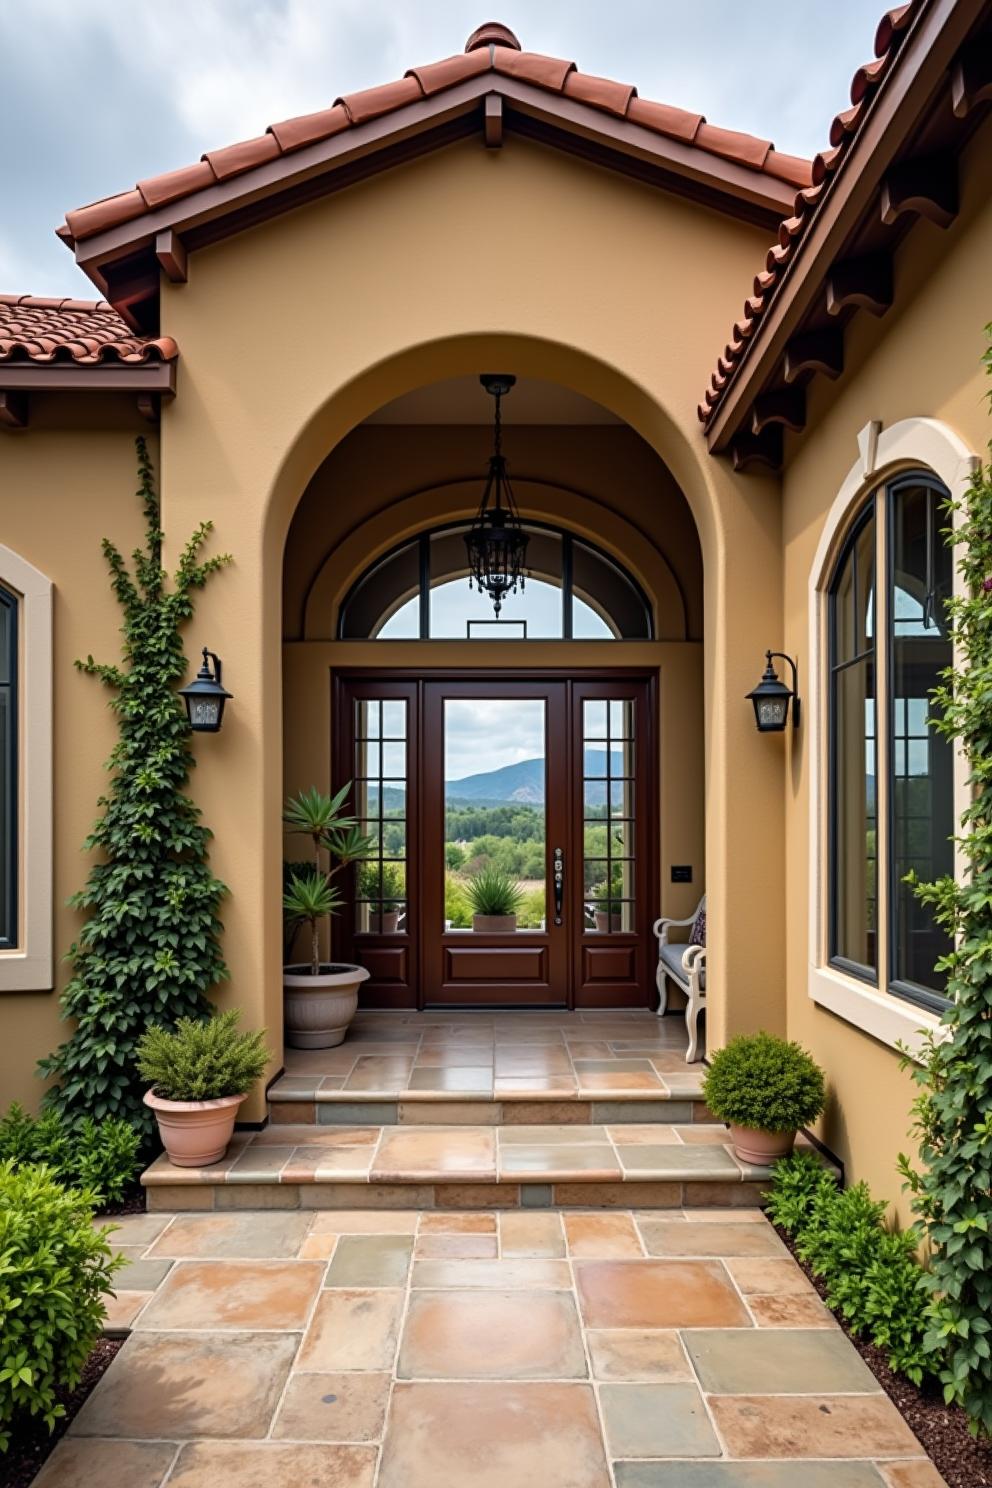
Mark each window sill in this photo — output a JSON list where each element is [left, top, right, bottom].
[[808, 964, 945, 1059]]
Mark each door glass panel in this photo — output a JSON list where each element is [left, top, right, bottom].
[[444, 698, 546, 931], [584, 697, 636, 932], [353, 699, 408, 934]]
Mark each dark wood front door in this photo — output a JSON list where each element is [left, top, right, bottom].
[[333, 671, 656, 1009]]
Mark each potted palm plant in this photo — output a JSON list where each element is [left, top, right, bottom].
[[702, 1031, 827, 1164], [467, 866, 522, 932], [283, 785, 376, 1047], [138, 1010, 269, 1167], [358, 860, 405, 933]]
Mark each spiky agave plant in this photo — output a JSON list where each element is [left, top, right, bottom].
[[282, 784, 376, 975]]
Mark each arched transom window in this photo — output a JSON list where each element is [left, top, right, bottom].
[[828, 471, 954, 1010], [338, 523, 653, 641]]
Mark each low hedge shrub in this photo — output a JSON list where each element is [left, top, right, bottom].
[[702, 1032, 826, 1133], [767, 1151, 936, 1385], [0, 1104, 140, 1208], [136, 1009, 269, 1102], [0, 1161, 123, 1451]]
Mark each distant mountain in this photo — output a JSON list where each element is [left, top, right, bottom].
[[446, 751, 622, 806]]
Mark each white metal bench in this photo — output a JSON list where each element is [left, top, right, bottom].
[[653, 896, 706, 1063]]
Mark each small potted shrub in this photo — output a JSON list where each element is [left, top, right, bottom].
[[589, 872, 623, 932], [702, 1030, 826, 1165], [137, 1010, 269, 1167], [358, 860, 405, 934], [467, 866, 523, 932], [283, 785, 376, 1047]]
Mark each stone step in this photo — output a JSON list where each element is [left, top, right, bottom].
[[140, 1121, 795, 1213], [266, 1087, 713, 1127]]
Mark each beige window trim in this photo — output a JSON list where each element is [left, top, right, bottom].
[[807, 418, 979, 1057], [0, 546, 53, 992]]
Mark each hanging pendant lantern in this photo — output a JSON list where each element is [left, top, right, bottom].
[[465, 373, 529, 618]]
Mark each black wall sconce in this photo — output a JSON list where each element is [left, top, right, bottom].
[[747, 651, 800, 732], [179, 648, 232, 733]]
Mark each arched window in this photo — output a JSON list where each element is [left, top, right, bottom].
[[827, 472, 953, 1009], [0, 585, 15, 948], [338, 522, 653, 640]]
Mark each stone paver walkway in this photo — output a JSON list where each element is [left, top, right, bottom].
[[33, 1207, 945, 1487]]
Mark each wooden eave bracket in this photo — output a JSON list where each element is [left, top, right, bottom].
[[730, 424, 783, 472], [0, 390, 28, 429], [484, 93, 503, 148], [782, 328, 844, 384], [752, 386, 806, 434], [826, 254, 893, 317], [155, 229, 188, 283], [952, 38, 992, 117], [880, 155, 958, 228]]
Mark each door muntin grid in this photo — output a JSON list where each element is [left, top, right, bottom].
[[583, 698, 635, 932], [354, 698, 408, 933]]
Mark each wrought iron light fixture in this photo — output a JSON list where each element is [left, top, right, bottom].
[[465, 373, 529, 617], [747, 651, 800, 732], [179, 647, 232, 732]]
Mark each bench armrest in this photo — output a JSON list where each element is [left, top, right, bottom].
[[682, 944, 706, 973], [652, 913, 696, 947]]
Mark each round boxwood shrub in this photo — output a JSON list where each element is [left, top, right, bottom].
[[702, 1031, 826, 1133], [0, 1161, 123, 1450]]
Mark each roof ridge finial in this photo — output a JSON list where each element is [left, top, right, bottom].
[[465, 21, 521, 53]]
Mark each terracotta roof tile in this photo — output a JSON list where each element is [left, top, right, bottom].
[[60, 21, 811, 246], [0, 296, 177, 365], [698, 0, 928, 428]]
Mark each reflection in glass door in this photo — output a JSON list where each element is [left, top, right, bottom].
[[353, 699, 408, 935], [582, 699, 636, 934]]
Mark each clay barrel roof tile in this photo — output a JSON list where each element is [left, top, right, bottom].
[[563, 70, 636, 117], [204, 134, 281, 181], [138, 161, 215, 210], [491, 48, 576, 92], [0, 298, 178, 365], [335, 75, 425, 126], [64, 189, 146, 241], [406, 49, 491, 95], [694, 121, 771, 171], [267, 104, 350, 154], [626, 96, 703, 143]]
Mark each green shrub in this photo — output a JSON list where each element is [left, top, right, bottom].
[[444, 875, 472, 928], [0, 1104, 139, 1208], [702, 1032, 826, 1133], [466, 866, 523, 918], [357, 860, 405, 909], [136, 1009, 269, 1102], [799, 1182, 889, 1325], [0, 1162, 123, 1451], [764, 1150, 837, 1235], [517, 888, 546, 929]]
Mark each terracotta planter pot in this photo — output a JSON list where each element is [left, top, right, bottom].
[[594, 910, 621, 933], [729, 1124, 797, 1165], [143, 1088, 244, 1168], [283, 962, 370, 1048], [472, 913, 517, 933], [368, 910, 401, 934]]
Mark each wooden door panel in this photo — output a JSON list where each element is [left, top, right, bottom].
[[445, 944, 548, 981]]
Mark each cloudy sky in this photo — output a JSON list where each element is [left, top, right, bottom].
[[4, 0, 884, 298]]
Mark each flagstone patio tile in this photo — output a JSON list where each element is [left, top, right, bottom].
[[607, 1124, 681, 1145], [564, 1212, 643, 1257], [560, 1040, 613, 1057], [495, 1051, 574, 1074], [573, 1059, 658, 1073], [415, 1231, 498, 1257], [724, 1256, 818, 1293], [593, 1101, 694, 1122], [371, 1126, 496, 1181], [271, 1371, 391, 1441], [99, 1213, 174, 1247], [72, 1330, 299, 1438], [30, 1437, 178, 1488], [317, 1101, 399, 1125], [681, 1208, 767, 1222], [411, 1256, 572, 1288], [500, 1210, 566, 1257], [614, 1464, 888, 1487], [618, 1146, 740, 1176], [685, 1328, 878, 1394], [412, 1046, 493, 1065], [575, 1259, 751, 1328], [307, 1209, 420, 1233], [709, 1394, 926, 1458], [398, 1289, 587, 1379], [378, 1381, 611, 1488], [500, 1124, 609, 1143], [495, 1076, 579, 1094], [499, 1142, 621, 1179], [226, 1144, 294, 1180], [324, 1234, 413, 1287], [576, 1071, 664, 1092], [136, 1259, 323, 1331], [879, 1464, 949, 1487], [600, 1382, 720, 1457], [103, 1290, 154, 1329], [673, 1125, 733, 1144], [554, 1182, 681, 1208], [749, 1292, 836, 1326], [297, 1289, 404, 1371], [418, 1211, 497, 1232], [281, 1145, 376, 1181], [638, 1220, 787, 1257], [502, 1100, 594, 1123], [398, 1099, 499, 1123], [406, 1066, 494, 1092], [147, 1211, 312, 1259], [252, 1124, 380, 1146], [112, 1255, 174, 1290], [165, 1441, 376, 1487], [586, 1329, 691, 1381]]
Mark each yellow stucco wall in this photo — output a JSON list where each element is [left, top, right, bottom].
[[781, 120, 992, 1221]]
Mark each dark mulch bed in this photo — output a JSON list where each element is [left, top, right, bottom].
[[94, 1179, 146, 1218], [774, 1221, 992, 1488], [0, 1338, 124, 1488]]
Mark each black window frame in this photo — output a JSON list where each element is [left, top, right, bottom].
[[0, 583, 17, 949]]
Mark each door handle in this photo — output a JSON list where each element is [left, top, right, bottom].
[[553, 847, 564, 926]]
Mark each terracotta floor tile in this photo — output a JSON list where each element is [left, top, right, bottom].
[[576, 1072, 663, 1092], [564, 1213, 643, 1258], [166, 1441, 376, 1487], [495, 1051, 574, 1074], [500, 1210, 566, 1257], [271, 1371, 391, 1442], [307, 1210, 420, 1234], [399, 1289, 586, 1378], [575, 1259, 751, 1328], [586, 1328, 691, 1381], [685, 1328, 877, 1394], [372, 1127, 496, 1181], [378, 1382, 611, 1488], [500, 1142, 621, 1179], [252, 1124, 380, 1147], [136, 1259, 323, 1331], [725, 1257, 817, 1294], [412, 1046, 493, 1065], [418, 1211, 496, 1233], [561, 1040, 613, 1058], [415, 1232, 498, 1257], [411, 1256, 572, 1289], [325, 1234, 413, 1287], [880, 1464, 949, 1488], [749, 1293, 836, 1326], [407, 1066, 494, 1092], [639, 1220, 786, 1257], [674, 1125, 733, 1145], [298, 1289, 404, 1371], [573, 1059, 658, 1073], [607, 1124, 681, 1145], [709, 1394, 926, 1458], [500, 1124, 608, 1144], [495, 1077, 578, 1094], [30, 1438, 178, 1488], [614, 1464, 887, 1486], [73, 1331, 298, 1438], [147, 1212, 311, 1259], [600, 1381, 720, 1457]]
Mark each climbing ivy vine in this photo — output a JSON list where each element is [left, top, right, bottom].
[[40, 438, 231, 1139], [900, 326, 992, 1437]]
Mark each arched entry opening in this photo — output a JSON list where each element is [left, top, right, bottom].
[[281, 373, 705, 1011]]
